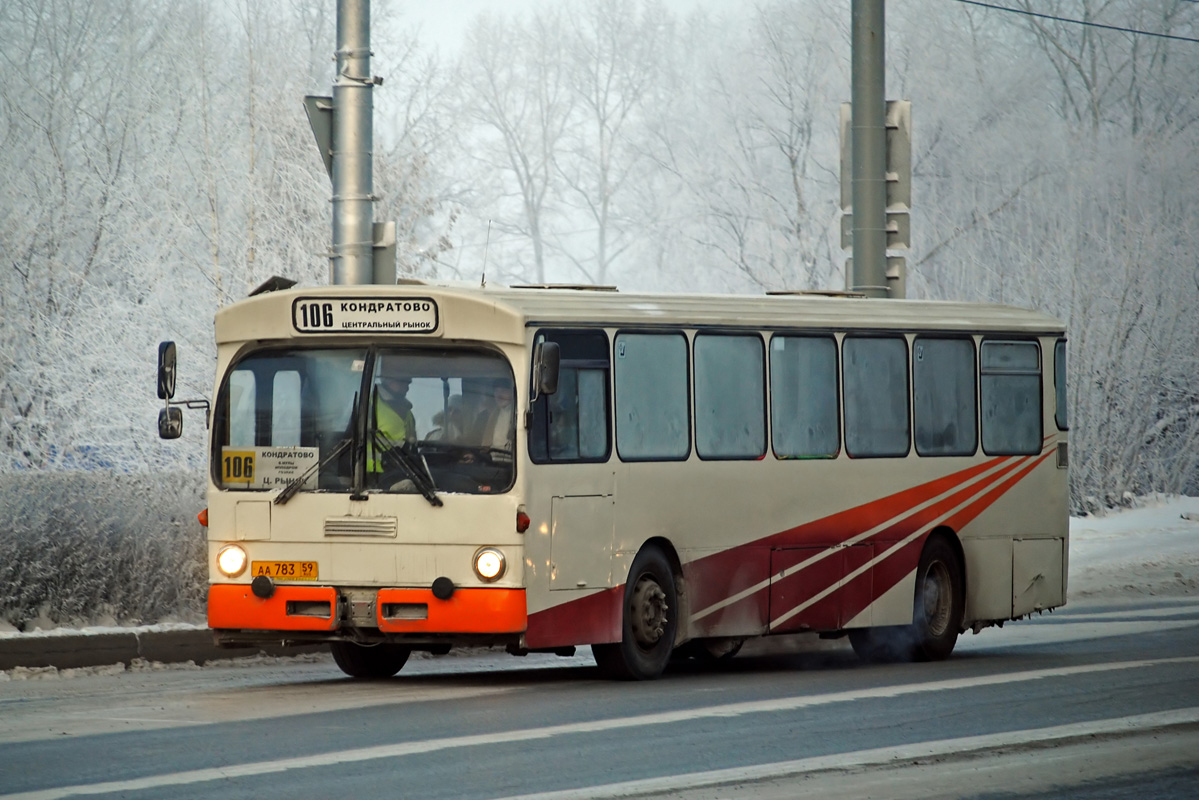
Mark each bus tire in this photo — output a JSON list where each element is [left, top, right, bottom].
[[330, 641, 411, 678], [910, 535, 964, 661], [591, 545, 678, 680], [849, 536, 964, 663]]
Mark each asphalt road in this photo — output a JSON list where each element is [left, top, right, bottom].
[[1, 595, 1197, 800]]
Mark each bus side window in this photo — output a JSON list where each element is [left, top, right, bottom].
[[614, 331, 690, 461], [913, 337, 977, 457], [843, 335, 910, 458], [770, 335, 840, 459], [980, 340, 1042, 455], [1054, 339, 1068, 431], [529, 330, 612, 464], [694, 333, 766, 460]]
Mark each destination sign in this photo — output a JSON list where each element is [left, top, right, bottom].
[[221, 446, 319, 490], [292, 297, 439, 334]]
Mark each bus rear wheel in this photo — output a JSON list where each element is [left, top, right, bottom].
[[592, 545, 678, 680], [849, 535, 964, 663], [330, 641, 411, 678]]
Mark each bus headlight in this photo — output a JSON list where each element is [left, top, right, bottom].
[[217, 544, 248, 578], [473, 548, 506, 582]]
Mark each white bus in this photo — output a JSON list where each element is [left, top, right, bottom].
[[158, 281, 1069, 680]]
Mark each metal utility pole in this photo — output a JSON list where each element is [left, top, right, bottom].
[[306, 0, 395, 286], [332, 0, 375, 285], [849, 0, 888, 297]]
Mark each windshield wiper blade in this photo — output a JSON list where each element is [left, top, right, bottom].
[[374, 433, 443, 507], [274, 436, 351, 506], [276, 393, 359, 506]]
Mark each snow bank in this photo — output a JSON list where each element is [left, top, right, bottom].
[[1068, 495, 1199, 598]]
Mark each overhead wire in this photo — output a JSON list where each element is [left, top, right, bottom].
[[955, 0, 1199, 44]]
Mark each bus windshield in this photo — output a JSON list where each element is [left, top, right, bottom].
[[214, 346, 515, 495]]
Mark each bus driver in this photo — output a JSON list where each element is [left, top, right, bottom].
[[369, 363, 416, 476]]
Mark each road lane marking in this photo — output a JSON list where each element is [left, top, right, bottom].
[[497, 707, 1199, 800], [1050, 603, 1199, 621], [4, 655, 1198, 800], [959, 619, 1199, 649], [96, 717, 206, 726]]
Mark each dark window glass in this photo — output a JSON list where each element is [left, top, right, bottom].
[[770, 335, 839, 458], [216, 348, 365, 491], [529, 330, 611, 464], [368, 349, 516, 493], [843, 336, 910, 457], [214, 347, 517, 495], [1055, 339, 1068, 431], [694, 334, 766, 459], [980, 340, 1042, 455], [271, 371, 302, 447], [614, 332, 690, 461], [913, 337, 977, 456]]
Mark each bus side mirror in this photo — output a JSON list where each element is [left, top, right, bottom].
[[158, 341, 177, 400], [156, 341, 209, 439], [159, 406, 183, 439], [536, 342, 560, 397]]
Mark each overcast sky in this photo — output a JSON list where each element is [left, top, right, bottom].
[[396, 0, 743, 52]]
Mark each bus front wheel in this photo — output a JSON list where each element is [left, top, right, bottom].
[[330, 641, 411, 678], [849, 535, 964, 663], [592, 545, 678, 680]]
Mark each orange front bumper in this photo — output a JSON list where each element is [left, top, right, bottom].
[[208, 584, 527, 635], [209, 584, 340, 631], [375, 587, 526, 634]]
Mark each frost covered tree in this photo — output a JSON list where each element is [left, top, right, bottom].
[[892, 0, 1199, 509], [0, 0, 198, 470], [551, 0, 669, 286], [661, 2, 842, 291], [455, 9, 576, 284], [0, 0, 452, 473]]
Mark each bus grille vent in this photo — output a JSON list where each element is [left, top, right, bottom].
[[324, 517, 398, 538]]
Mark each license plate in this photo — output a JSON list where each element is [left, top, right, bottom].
[[251, 561, 319, 581]]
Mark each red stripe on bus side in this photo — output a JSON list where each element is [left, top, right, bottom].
[[685, 456, 1017, 628], [941, 448, 1057, 534], [832, 448, 1058, 629], [765, 455, 1030, 631], [761, 456, 1015, 551], [527, 450, 1051, 649], [524, 585, 623, 650]]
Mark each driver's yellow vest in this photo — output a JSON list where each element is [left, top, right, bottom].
[[368, 401, 414, 473]]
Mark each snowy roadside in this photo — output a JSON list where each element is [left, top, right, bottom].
[[2, 496, 1196, 679], [1067, 494, 1199, 599]]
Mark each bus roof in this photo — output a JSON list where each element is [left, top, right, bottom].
[[214, 281, 1066, 346]]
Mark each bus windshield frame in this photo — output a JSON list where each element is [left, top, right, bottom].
[[212, 344, 517, 496]]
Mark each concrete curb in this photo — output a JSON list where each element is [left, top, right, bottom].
[[0, 630, 324, 671]]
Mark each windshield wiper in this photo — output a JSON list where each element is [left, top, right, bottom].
[[373, 433, 443, 507], [276, 392, 359, 506], [274, 436, 351, 506]]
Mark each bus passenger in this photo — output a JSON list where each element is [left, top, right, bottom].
[[478, 380, 515, 451], [458, 378, 492, 441], [426, 395, 468, 443]]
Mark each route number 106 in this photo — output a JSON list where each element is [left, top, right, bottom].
[[222, 453, 255, 483], [299, 302, 334, 329]]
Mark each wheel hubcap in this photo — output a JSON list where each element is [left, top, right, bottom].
[[922, 560, 952, 637], [630, 576, 668, 648]]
